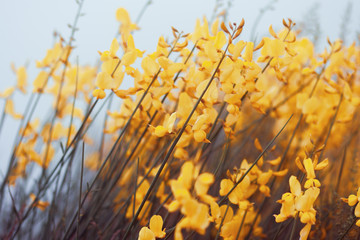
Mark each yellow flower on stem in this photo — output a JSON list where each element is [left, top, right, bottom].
[[116, 7, 139, 41], [99, 38, 119, 62], [138, 215, 166, 240], [209, 201, 234, 228], [5, 99, 23, 119], [0, 87, 15, 98], [219, 176, 251, 206], [275, 175, 321, 240], [138, 227, 155, 240], [30, 193, 49, 211], [151, 112, 177, 137], [342, 187, 360, 226], [175, 199, 210, 240], [11, 64, 27, 93], [296, 187, 320, 225], [149, 215, 166, 238], [192, 114, 211, 143], [92, 89, 106, 99], [260, 37, 285, 58], [297, 157, 328, 188]]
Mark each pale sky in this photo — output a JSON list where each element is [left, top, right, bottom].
[[0, 0, 359, 171], [1, 0, 359, 89]]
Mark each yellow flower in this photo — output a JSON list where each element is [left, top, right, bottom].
[[275, 174, 321, 240], [260, 37, 285, 57], [303, 158, 320, 188], [99, 38, 119, 61], [138, 215, 166, 240], [141, 56, 160, 77], [299, 223, 312, 240], [36, 41, 69, 68], [30, 193, 49, 211], [149, 215, 166, 238], [209, 201, 234, 228], [175, 199, 210, 240], [92, 89, 106, 99], [158, 56, 184, 81], [12, 65, 27, 93], [192, 114, 211, 143], [33, 71, 48, 92], [243, 42, 254, 62], [96, 59, 125, 90], [152, 112, 177, 137], [116, 8, 138, 31], [296, 157, 328, 189], [257, 171, 273, 197], [194, 173, 214, 196], [138, 227, 155, 240], [0, 87, 15, 98], [296, 187, 319, 224], [219, 177, 251, 205], [5, 99, 23, 119], [343, 187, 360, 226]]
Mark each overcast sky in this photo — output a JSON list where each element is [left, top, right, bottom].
[[0, 0, 359, 171]]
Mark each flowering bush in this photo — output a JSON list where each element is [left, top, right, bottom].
[[1, 1, 360, 239]]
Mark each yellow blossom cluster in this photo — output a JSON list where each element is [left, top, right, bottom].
[[274, 156, 328, 239], [2, 5, 360, 240]]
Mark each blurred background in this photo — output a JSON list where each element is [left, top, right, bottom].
[[0, 0, 359, 171]]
